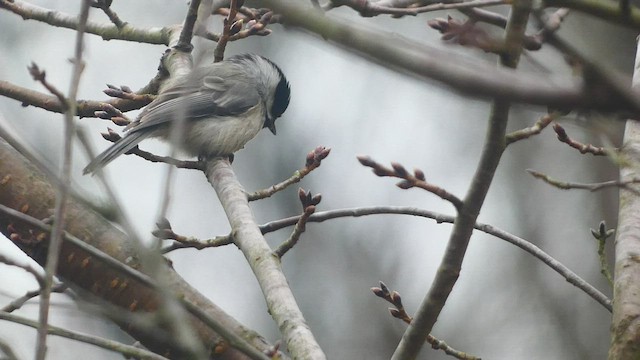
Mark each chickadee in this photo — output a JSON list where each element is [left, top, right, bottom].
[[83, 54, 291, 174]]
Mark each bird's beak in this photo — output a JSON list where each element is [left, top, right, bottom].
[[268, 122, 277, 135]]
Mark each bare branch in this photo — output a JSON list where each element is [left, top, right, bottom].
[[274, 188, 321, 258], [175, 0, 202, 52], [0, 80, 154, 117], [248, 146, 331, 201], [527, 169, 640, 194], [264, 0, 640, 113], [506, 113, 556, 145], [214, 0, 239, 62], [357, 155, 463, 210], [1, 284, 67, 313], [544, 0, 640, 29], [590, 221, 614, 287], [371, 282, 481, 360], [90, 0, 127, 29], [35, 2, 90, 357], [97, 129, 203, 170], [205, 158, 326, 359], [552, 123, 610, 156], [260, 206, 612, 311], [333, 0, 507, 17], [0, 311, 171, 360], [0, 0, 172, 44]]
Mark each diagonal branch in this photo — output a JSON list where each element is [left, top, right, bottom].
[[392, 1, 531, 358], [205, 158, 326, 359], [265, 0, 640, 113], [0, 0, 171, 44]]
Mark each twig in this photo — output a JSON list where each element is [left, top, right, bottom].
[[552, 123, 609, 156], [90, 0, 127, 29], [0, 311, 170, 360], [1, 284, 67, 313], [544, 0, 640, 30], [527, 169, 640, 195], [428, 16, 502, 53], [505, 113, 556, 145], [261, 206, 611, 311], [0, 80, 154, 118], [528, 8, 570, 49], [0, 251, 44, 287], [214, 0, 239, 62], [102, 84, 155, 102], [333, 0, 506, 17], [0, 203, 272, 360], [590, 221, 614, 287], [0, 0, 171, 44], [0, 339, 18, 360], [534, 9, 640, 116], [153, 218, 233, 251], [27, 63, 68, 109], [36, 2, 90, 358], [372, 282, 481, 360], [248, 146, 331, 201], [158, 204, 612, 312], [98, 129, 203, 170], [357, 155, 463, 210], [274, 189, 321, 258], [175, 0, 202, 51]]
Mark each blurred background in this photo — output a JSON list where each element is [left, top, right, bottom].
[[0, 1, 635, 359]]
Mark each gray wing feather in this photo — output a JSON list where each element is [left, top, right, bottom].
[[82, 131, 147, 174], [127, 68, 261, 135], [83, 63, 262, 174]]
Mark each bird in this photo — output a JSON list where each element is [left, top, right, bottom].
[[83, 54, 291, 174]]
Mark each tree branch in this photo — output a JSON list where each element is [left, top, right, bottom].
[[264, 0, 640, 113], [205, 158, 326, 359], [0, 0, 172, 44], [393, 1, 531, 357]]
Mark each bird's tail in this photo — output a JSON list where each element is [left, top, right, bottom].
[[83, 132, 146, 175]]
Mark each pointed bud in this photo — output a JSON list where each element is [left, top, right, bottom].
[[414, 169, 426, 181], [156, 217, 172, 230], [379, 281, 389, 294], [230, 19, 244, 35], [391, 162, 408, 177], [260, 11, 273, 24], [389, 308, 402, 318], [94, 111, 110, 119], [357, 155, 375, 167], [111, 117, 130, 126], [371, 287, 384, 297], [396, 180, 412, 189], [390, 291, 403, 307]]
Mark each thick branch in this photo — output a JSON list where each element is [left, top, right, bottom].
[[0, 0, 172, 44], [609, 37, 640, 360], [0, 80, 154, 118], [205, 158, 326, 359], [0, 138, 279, 359], [392, 1, 530, 358], [544, 0, 640, 29], [265, 0, 639, 113]]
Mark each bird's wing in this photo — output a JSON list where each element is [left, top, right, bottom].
[[128, 70, 262, 135]]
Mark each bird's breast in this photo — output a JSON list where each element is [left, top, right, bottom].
[[182, 104, 265, 157]]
